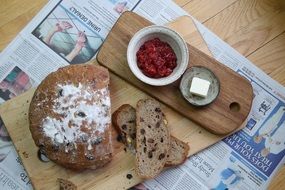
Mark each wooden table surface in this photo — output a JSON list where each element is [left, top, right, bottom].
[[0, 0, 284, 189]]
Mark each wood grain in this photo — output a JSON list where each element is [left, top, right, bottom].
[[0, 0, 46, 27], [173, 0, 190, 7], [268, 162, 285, 189], [97, 12, 253, 135], [0, 0, 47, 50], [183, 0, 239, 22], [204, 0, 285, 56], [248, 31, 285, 87], [167, 16, 212, 56]]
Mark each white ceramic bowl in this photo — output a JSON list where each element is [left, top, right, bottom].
[[127, 25, 189, 86]]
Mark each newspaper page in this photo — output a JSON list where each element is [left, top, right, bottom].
[[0, 0, 284, 190], [135, 10, 285, 190]]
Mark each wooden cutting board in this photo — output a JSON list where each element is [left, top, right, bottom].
[[0, 16, 245, 190], [97, 12, 253, 135]]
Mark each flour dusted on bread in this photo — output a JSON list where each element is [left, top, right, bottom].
[[42, 84, 110, 148], [29, 64, 113, 170]]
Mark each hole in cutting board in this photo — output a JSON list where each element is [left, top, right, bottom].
[[229, 102, 240, 112]]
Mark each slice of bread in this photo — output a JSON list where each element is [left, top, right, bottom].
[[165, 136, 190, 167], [112, 104, 136, 149], [136, 99, 170, 178], [112, 104, 189, 167]]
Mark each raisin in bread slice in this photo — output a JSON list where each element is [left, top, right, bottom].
[[136, 99, 170, 178], [112, 104, 189, 166]]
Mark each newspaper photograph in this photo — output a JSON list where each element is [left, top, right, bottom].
[[32, 4, 102, 64], [0, 0, 284, 189]]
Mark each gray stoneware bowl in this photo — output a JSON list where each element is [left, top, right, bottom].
[[180, 66, 220, 106]]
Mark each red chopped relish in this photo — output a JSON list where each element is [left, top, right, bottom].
[[136, 38, 177, 78]]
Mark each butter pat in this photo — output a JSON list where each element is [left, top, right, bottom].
[[189, 77, 211, 98]]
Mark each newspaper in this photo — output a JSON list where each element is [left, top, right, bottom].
[[0, 0, 284, 189]]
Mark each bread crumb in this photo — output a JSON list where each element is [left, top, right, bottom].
[[58, 178, 77, 190], [22, 151, 29, 158]]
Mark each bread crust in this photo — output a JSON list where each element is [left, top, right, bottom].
[[29, 64, 112, 170], [165, 136, 189, 167], [112, 104, 135, 137]]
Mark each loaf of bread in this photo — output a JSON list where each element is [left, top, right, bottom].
[[29, 64, 113, 170], [112, 104, 189, 167], [136, 99, 170, 178]]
